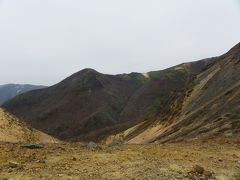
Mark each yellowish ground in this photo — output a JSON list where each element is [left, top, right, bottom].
[[0, 108, 58, 143], [0, 139, 239, 180]]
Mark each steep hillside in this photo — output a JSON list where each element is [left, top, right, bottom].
[[154, 42, 240, 143], [2, 60, 211, 142], [0, 108, 58, 143], [109, 42, 240, 144], [121, 59, 213, 123], [0, 84, 46, 105]]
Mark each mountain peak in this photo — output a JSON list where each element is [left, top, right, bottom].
[[71, 68, 101, 79], [80, 68, 99, 73]]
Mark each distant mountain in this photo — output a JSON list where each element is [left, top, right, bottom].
[[2, 42, 240, 143], [0, 84, 46, 105]]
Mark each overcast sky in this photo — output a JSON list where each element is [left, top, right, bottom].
[[0, 0, 240, 85]]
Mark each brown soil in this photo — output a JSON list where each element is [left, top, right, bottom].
[[0, 139, 240, 180]]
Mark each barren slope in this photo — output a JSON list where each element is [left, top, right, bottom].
[[0, 108, 58, 143], [154, 42, 240, 143]]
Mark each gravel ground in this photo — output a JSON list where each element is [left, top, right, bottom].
[[0, 139, 240, 180]]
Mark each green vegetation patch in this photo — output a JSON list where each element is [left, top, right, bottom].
[[146, 96, 170, 115], [119, 73, 149, 84], [148, 65, 190, 79]]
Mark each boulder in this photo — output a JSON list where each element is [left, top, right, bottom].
[[110, 140, 122, 146], [87, 142, 98, 149], [87, 142, 102, 150], [20, 144, 44, 149]]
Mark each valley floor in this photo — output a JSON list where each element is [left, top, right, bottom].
[[0, 139, 240, 180]]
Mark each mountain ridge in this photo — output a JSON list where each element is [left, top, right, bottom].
[[2, 58, 213, 142], [2, 42, 240, 143]]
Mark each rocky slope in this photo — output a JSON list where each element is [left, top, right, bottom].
[[0, 84, 46, 105], [0, 108, 58, 143], [107, 42, 240, 144], [153, 42, 240, 143]]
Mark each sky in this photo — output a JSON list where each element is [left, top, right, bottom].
[[0, 0, 240, 86]]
